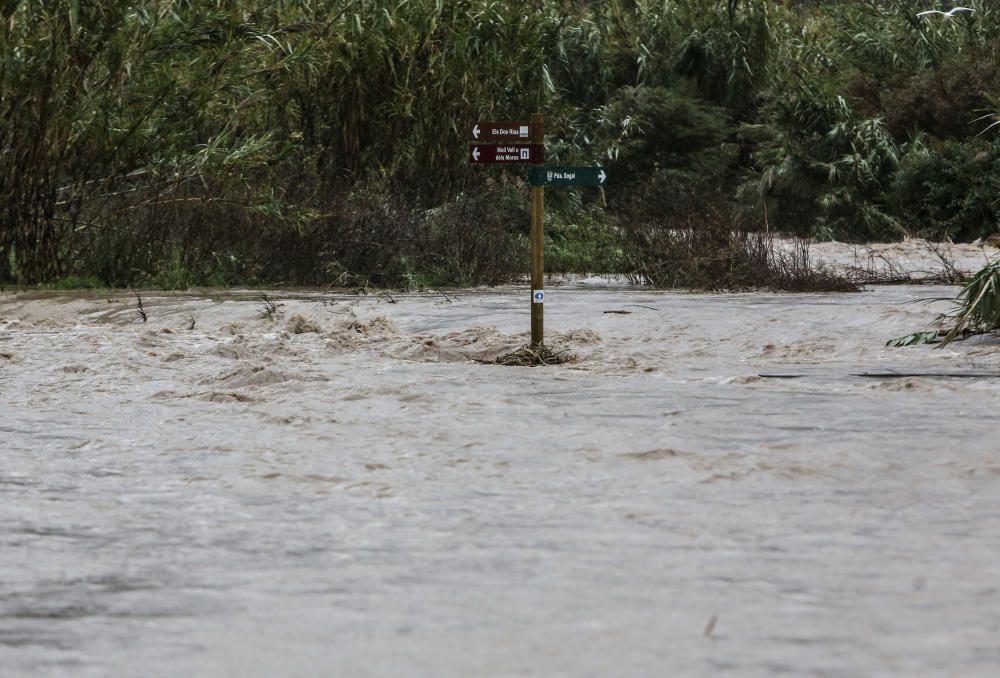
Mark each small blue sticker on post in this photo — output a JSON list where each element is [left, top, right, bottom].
[[532, 290, 544, 304]]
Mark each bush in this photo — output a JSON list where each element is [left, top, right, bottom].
[[544, 205, 626, 275], [415, 185, 530, 287], [849, 58, 1000, 141], [596, 86, 733, 191], [749, 86, 903, 241], [620, 198, 857, 292], [887, 140, 1000, 242], [6, 0, 1000, 288]]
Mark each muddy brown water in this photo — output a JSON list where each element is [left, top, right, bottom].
[[2, 280, 1000, 676]]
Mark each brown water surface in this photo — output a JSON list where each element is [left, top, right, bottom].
[[2, 277, 999, 676]]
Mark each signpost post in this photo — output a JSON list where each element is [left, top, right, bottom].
[[468, 114, 608, 351], [529, 114, 545, 348]]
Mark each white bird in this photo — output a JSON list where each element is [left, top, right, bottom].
[[916, 7, 975, 17]]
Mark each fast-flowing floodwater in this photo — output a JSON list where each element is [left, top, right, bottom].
[[3, 265, 1000, 675]]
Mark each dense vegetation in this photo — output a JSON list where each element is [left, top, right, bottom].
[[1, 0, 998, 288]]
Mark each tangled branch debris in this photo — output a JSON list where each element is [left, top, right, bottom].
[[477, 344, 576, 367]]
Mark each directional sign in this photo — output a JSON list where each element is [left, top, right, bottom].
[[528, 166, 607, 187], [470, 144, 544, 165], [470, 121, 543, 144]]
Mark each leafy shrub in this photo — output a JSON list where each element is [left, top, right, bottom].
[[889, 256, 1000, 347], [596, 86, 737, 233], [852, 59, 1000, 141], [887, 140, 1000, 242], [749, 86, 902, 240]]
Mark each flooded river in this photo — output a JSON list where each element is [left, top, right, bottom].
[[3, 272, 1000, 675]]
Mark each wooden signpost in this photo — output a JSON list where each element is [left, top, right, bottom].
[[469, 114, 606, 349], [529, 114, 545, 348], [469, 143, 544, 164], [470, 121, 544, 144]]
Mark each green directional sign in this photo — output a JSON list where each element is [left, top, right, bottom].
[[528, 166, 607, 188]]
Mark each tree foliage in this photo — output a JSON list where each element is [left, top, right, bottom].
[[0, 0, 998, 286]]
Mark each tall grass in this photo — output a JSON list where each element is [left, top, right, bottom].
[[0, 0, 565, 285], [1, 1, 998, 287]]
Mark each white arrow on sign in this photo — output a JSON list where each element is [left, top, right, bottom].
[[473, 124, 480, 140], [598, 170, 606, 184], [472, 147, 480, 161]]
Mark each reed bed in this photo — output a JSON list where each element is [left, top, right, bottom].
[[2, 1, 998, 288]]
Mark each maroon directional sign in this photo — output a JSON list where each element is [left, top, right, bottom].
[[469, 144, 544, 164], [470, 121, 543, 144]]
